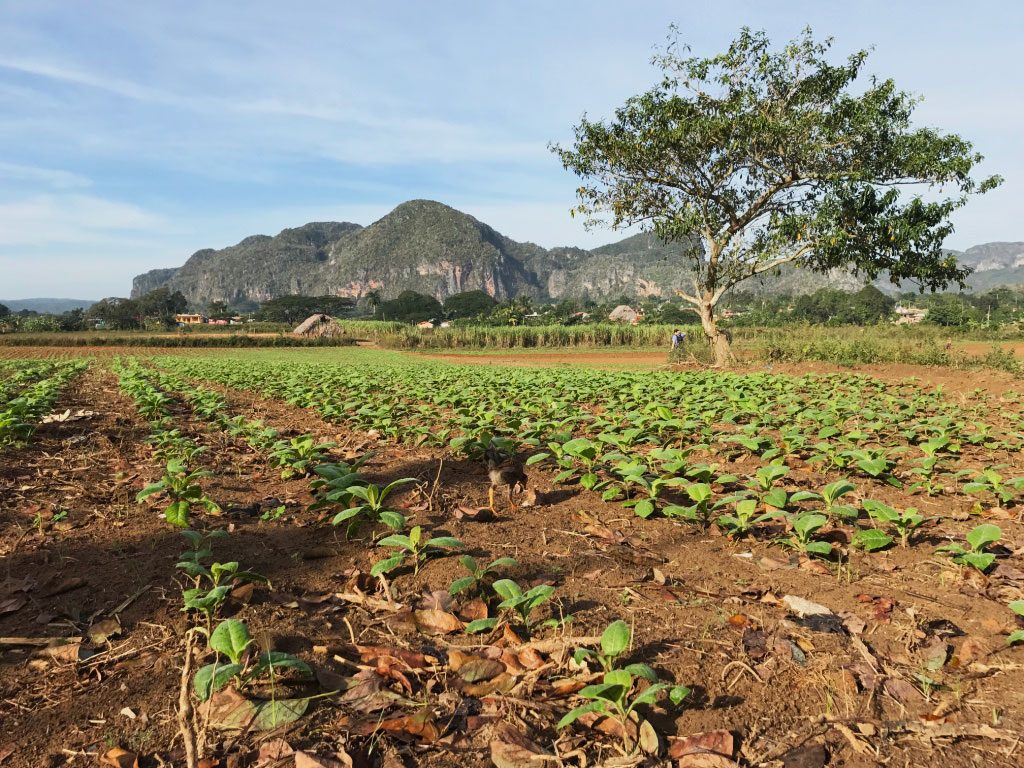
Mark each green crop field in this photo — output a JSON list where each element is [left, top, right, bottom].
[[2, 348, 1023, 766]]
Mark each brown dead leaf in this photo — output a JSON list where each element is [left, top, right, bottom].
[[205, 686, 257, 730], [43, 576, 87, 597], [463, 671, 516, 697], [357, 645, 432, 669], [413, 609, 463, 635], [779, 742, 828, 768], [87, 617, 121, 645], [230, 582, 256, 604], [500, 649, 527, 675], [883, 677, 920, 704], [726, 614, 748, 628], [454, 505, 493, 522], [39, 639, 84, 663], [295, 752, 352, 768], [490, 722, 555, 768], [669, 729, 734, 760], [341, 668, 395, 713], [955, 636, 990, 666], [376, 710, 441, 743], [550, 677, 586, 696], [418, 590, 453, 612], [676, 756, 739, 768], [100, 748, 138, 768], [838, 612, 866, 635], [517, 646, 546, 670], [757, 556, 790, 571], [460, 597, 489, 622], [459, 658, 505, 683], [0, 596, 26, 616], [257, 738, 294, 763]]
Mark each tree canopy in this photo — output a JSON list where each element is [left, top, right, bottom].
[[443, 290, 498, 319], [553, 26, 1000, 364], [380, 291, 442, 323], [256, 295, 356, 324]]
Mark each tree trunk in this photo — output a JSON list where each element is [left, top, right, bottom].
[[697, 297, 734, 367]]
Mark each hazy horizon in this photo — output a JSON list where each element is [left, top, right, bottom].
[[1, 1, 1022, 299]]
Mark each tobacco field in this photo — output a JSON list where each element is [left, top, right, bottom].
[[1, 350, 1023, 768]]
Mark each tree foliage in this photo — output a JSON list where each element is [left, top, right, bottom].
[[443, 290, 498, 319], [380, 291, 442, 323], [86, 297, 143, 330], [553, 26, 1000, 364], [256, 295, 356, 324]]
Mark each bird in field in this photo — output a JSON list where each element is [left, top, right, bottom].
[[484, 444, 528, 512]]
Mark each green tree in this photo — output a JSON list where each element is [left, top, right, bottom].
[[256, 295, 356, 324], [924, 294, 976, 327], [379, 291, 442, 324], [444, 290, 498, 319], [86, 297, 143, 330], [553, 27, 1000, 366], [138, 288, 188, 326], [364, 289, 383, 319], [207, 300, 230, 319], [0, 303, 8, 318]]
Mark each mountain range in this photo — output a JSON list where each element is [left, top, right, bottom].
[[130, 200, 1023, 307]]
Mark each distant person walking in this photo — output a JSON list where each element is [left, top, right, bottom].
[[670, 329, 687, 350]]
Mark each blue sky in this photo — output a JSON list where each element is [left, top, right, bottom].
[[0, 0, 1021, 299]]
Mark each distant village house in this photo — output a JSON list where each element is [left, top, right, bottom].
[[894, 305, 927, 325], [175, 313, 205, 325]]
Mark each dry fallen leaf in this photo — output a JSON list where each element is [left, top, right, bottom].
[[99, 748, 138, 768], [88, 617, 122, 645], [413, 609, 464, 635], [0, 596, 27, 616], [43, 576, 87, 597], [459, 657, 505, 683], [490, 722, 555, 768], [669, 730, 734, 760], [676, 755, 738, 768], [955, 636, 989, 665], [295, 751, 352, 768]]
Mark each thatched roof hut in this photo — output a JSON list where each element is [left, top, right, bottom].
[[293, 314, 342, 337], [608, 305, 640, 324]]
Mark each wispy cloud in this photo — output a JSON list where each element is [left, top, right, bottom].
[[0, 161, 91, 189], [0, 194, 163, 246]]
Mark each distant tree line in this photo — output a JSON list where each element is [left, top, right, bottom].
[[5, 284, 1024, 334]]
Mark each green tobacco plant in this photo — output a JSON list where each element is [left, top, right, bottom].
[[465, 578, 556, 635], [559, 620, 689, 752], [137, 459, 220, 527], [268, 434, 337, 479], [369, 526, 463, 577], [799, 479, 858, 521], [449, 555, 519, 597], [779, 513, 832, 558], [937, 524, 1002, 572], [330, 477, 416, 537], [573, 620, 657, 682], [717, 498, 778, 538], [862, 499, 930, 547], [193, 618, 311, 701], [964, 469, 1024, 506], [664, 482, 715, 528], [1008, 602, 1024, 645]]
